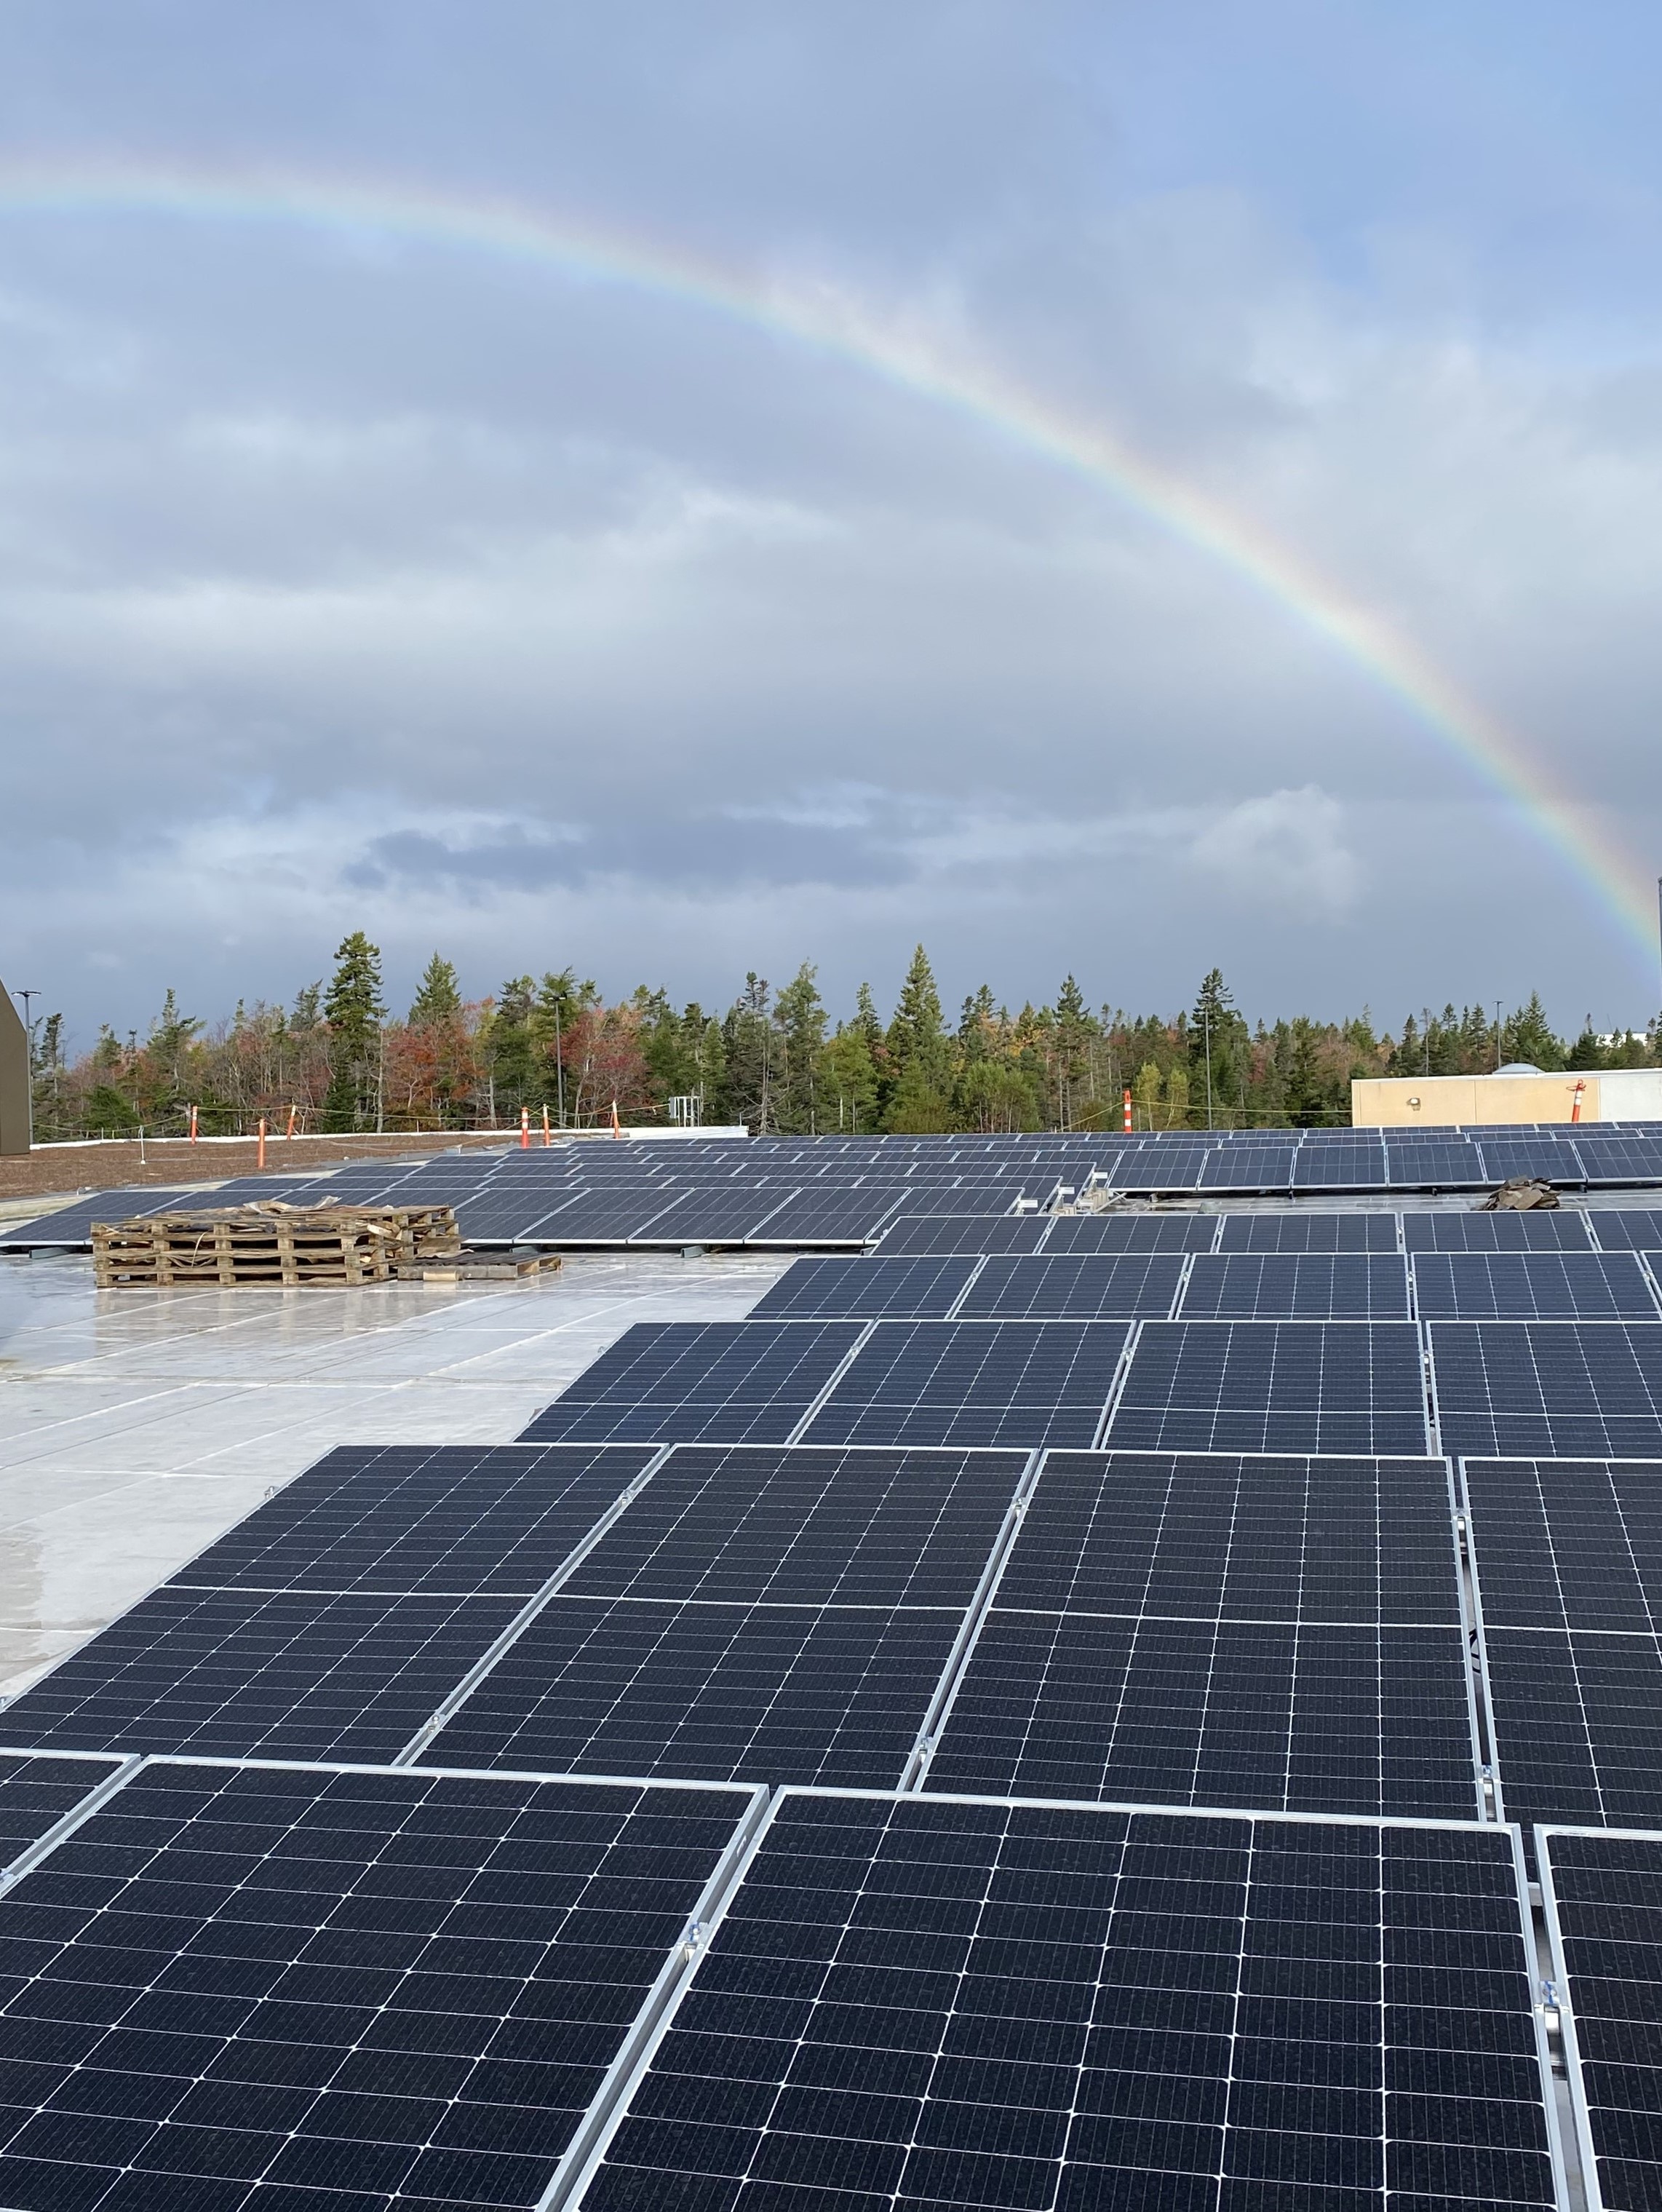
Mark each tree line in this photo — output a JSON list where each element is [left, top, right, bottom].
[[22, 935, 1658, 1141]]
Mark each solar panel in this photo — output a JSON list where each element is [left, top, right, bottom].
[[1382, 1138, 1487, 1189], [447, 1197, 585, 1243], [799, 1319, 1132, 1449], [0, 1587, 524, 1761], [747, 1254, 979, 1320], [584, 1794, 1559, 2212], [0, 1751, 129, 1865], [956, 1252, 1185, 1319], [426, 1598, 964, 1787], [164, 1441, 658, 1595], [1566, 1134, 1662, 1184], [1586, 1208, 1662, 1252], [1217, 1210, 1401, 1253], [1193, 1141, 1300, 1191], [1429, 1320, 1662, 1457], [1044, 1212, 1220, 1253], [1102, 1142, 1208, 1190], [1540, 1827, 1662, 2212], [874, 1212, 1052, 1256], [1401, 1210, 1598, 1250], [744, 1192, 904, 1245], [1478, 1135, 1591, 1184], [1412, 1250, 1661, 1320], [622, 1188, 801, 1245], [557, 1443, 1029, 1609], [1291, 1142, 1389, 1190], [1179, 1251, 1412, 1319], [1106, 1320, 1432, 1454], [926, 1451, 1478, 1816], [0, 1759, 755, 2211], [517, 1321, 864, 1444], [521, 1189, 694, 1245], [0, 1187, 190, 1249], [1468, 1457, 1662, 1834]]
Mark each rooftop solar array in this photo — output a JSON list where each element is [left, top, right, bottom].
[[24, 1123, 1662, 2204]]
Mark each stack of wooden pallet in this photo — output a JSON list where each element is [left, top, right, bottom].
[[92, 1201, 461, 1288]]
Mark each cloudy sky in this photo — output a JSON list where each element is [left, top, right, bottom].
[[3, 1, 1661, 1044]]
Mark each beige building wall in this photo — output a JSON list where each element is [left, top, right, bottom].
[[1352, 1074, 1599, 1127]]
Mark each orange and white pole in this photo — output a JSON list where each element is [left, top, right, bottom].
[[520, 1106, 530, 1149], [541, 1103, 552, 1146], [285, 1104, 298, 1139], [188, 1104, 198, 1145], [1122, 1087, 1133, 1133], [611, 1098, 621, 1139], [1570, 1079, 1586, 1124], [257, 1117, 267, 1170]]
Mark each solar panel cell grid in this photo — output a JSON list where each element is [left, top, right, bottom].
[[800, 1319, 1132, 1450], [1043, 1212, 1220, 1253], [1429, 1321, 1662, 1459], [0, 1761, 752, 2212], [1217, 1211, 1401, 1253], [1179, 1251, 1412, 1318], [1542, 1828, 1662, 2212], [927, 1452, 1476, 1817], [747, 1254, 979, 1320], [426, 1597, 963, 1788], [166, 1441, 656, 1595], [1587, 1209, 1662, 1251], [875, 1213, 1053, 1256], [1468, 1458, 1662, 1835], [1412, 1250, 1661, 1320], [1107, 1320, 1431, 1455], [517, 1320, 864, 1445], [585, 1796, 1559, 2212], [558, 1443, 1029, 1609], [0, 1754, 127, 1866], [1401, 1210, 1598, 1250], [957, 1251, 1185, 1319], [0, 1587, 523, 1763]]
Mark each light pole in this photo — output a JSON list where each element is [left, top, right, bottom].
[[15, 991, 38, 1147], [1495, 1000, 1503, 1073]]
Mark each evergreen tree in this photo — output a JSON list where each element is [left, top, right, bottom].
[[723, 975, 775, 1133], [884, 945, 950, 1127], [1501, 993, 1565, 1071], [697, 1018, 730, 1125], [290, 980, 322, 1032], [773, 964, 828, 1134], [485, 977, 538, 1118], [822, 1021, 879, 1133], [409, 954, 461, 1026], [321, 932, 386, 1131]]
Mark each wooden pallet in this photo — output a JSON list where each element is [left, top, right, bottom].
[[399, 1250, 561, 1283], [92, 1202, 461, 1288]]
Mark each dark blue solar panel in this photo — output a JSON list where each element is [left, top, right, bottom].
[[1587, 1209, 1662, 1252], [166, 1441, 657, 1595], [1478, 1135, 1591, 1184], [585, 1796, 1558, 2212], [1412, 1250, 1660, 1320], [557, 1443, 1028, 1609], [1383, 1139, 1487, 1189], [956, 1253, 1185, 1319], [800, 1320, 1132, 1449], [1043, 1213, 1219, 1253], [517, 1321, 864, 1444], [1106, 1320, 1431, 1454], [874, 1213, 1051, 1256], [0, 1188, 190, 1249], [745, 1192, 904, 1243], [1468, 1457, 1662, 1836], [1430, 1320, 1662, 1458], [0, 1587, 522, 1761], [1564, 1134, 1662, 1184], [927, 1451, 1476, 1817], [1179, 1252, 1411, 1319], [748, 1255, 977, 1320], [0, 1753, 128, 1866], [1217, 1211, 1401, 1253], [1401, 1210, 1597, 1250], [0, 1761, 752, 2212], [1193, 1143, 1300, 1192], [1540, 1828, 1662, 2212], [426, 1598, 963, 1788], [1291, 1143, 1389, 1190]]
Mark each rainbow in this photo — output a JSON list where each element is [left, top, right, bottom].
[[1, 154, 1654, 969]]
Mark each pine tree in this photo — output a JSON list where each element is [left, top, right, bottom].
[[773, 964, 827, 1134], [321, 932, 386, 1132], [723, 975, 774, 1133], [822, 1022, 879, 1133], [409, 954, 461, 1026], [290, 981, 322, 1032], [884, 946, 950, 1127]]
